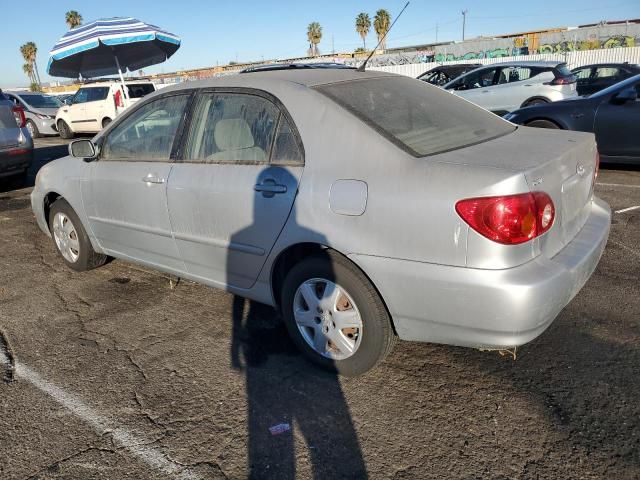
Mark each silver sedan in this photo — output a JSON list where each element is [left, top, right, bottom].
[[31, 69, 610, 375]]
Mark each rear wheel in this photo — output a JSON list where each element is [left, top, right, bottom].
[[49, 199, 107, 272], [526, 119, 560, 129], [57, 120, 74, 139], [26, 120, 40, 139], [281, 251, 396, 376]]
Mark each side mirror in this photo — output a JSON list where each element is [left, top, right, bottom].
[[69, 139, 97, 161], [612, 87, 638, 104]]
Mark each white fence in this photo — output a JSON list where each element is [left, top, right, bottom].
[[369, 46, 640, 78]]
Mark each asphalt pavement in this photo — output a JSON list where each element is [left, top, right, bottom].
[[0, 138, 638, 479]]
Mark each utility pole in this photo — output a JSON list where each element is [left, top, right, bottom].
[[461, 9, 468, 41], [435, 22, 438, 43], [332, 35, 335, 55]]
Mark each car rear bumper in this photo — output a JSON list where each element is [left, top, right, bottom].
[[0, 148, 33, 178], [349, 196, 611, 348]]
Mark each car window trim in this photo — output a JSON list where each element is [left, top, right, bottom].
[[174, 87, 305, 167], [97, 90, 196, 163]]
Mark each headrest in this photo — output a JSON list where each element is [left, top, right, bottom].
[[214, 118, 254, 151]]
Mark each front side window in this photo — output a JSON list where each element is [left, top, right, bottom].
[[457, 68, 497, 90], [184, 93, 279, 163], [101, 94, 189, 161], [72, 89, 90, 104], [317, 76, 515, 157]]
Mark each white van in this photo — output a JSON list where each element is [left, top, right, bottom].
[[55, 80, 155, 138]]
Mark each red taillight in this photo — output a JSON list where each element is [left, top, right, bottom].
[[456, 192, 555, 245], [11, 106, 26, 128], [549, 75, 576, 85], [114, 89, 124, 108]]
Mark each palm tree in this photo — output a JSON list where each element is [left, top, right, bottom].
[[355, 13, 371, 50], [65, 10, 83, 30], [374, 9, 392, 51], [22, 63, 35, 84], [307, 22, 322, 57], [20, 42, 41, 87]]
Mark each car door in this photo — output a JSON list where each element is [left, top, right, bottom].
[[573, 67, 595, 96], [593, 80, 640, 159], [446, 67, 499, 111], [590, 67, 623, 95], [83, 87, 110, 131], [167, 90, 303, 289], [65, 88, 89, 126], [82, 92, 191, 272]]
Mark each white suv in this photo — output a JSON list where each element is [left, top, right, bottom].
[[443, 61, 577, 114], [55, 80, 155, 139]]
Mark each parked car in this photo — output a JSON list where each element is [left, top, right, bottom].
[[571, 62, 640, 96], [4, 91, 62, 138], [443, 61, 577, 114], [55, 80, 156, 139], [504, 74, 640, 164], [417, 63, 481, 86], [0, 90, 33, 181], [31, 70, 610, 375]]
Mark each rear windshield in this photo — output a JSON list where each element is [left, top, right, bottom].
[[20, 94, 62, 108], [316, 76, 515, 157], [127, 84, 155, 98], [555, 64, 573, 77]]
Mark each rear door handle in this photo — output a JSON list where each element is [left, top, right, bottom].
[[254, 179, 287, 198], [142, 174, 165, 184]]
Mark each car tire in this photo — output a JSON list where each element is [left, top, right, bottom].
[[526, 119, 560, 129], [102, 118, 112, 129], [523, 98, 549, 107], [281, 250, 396, 376], [48, 198, 107, 272], [57, 120, 74, 139], [26, 120, 40, 139]]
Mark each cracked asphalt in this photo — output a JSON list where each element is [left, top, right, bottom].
[[0, 139, 639, 479]]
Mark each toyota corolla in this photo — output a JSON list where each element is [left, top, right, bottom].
[[31, 69, 611, 376]]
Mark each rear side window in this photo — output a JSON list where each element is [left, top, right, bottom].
[[316, 76, 515, 157], [127, 84, 155, 99], [87, 87, 109, 102]]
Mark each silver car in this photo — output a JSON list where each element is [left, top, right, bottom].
[[30, 69, 610, 375], [0, 90, 33, 181], [443, 61, 578, 114], [4, 91, 62, 138]]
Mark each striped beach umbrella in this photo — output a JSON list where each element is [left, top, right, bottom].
[[47, 17, 180, 79]]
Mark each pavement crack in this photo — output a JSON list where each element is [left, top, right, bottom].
[[0, 329, 15, 383], [26, 445, 116, 479]]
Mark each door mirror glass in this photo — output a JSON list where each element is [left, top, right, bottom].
[[612, 87, 638, 104], [69, 139, 97, 159]]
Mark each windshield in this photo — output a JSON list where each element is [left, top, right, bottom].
[[316, 76, 515, 157], [19, 94, 62, 109], [590, 73, 640, 98]]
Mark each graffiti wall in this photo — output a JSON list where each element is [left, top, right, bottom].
[[356, 22, 640, 66]]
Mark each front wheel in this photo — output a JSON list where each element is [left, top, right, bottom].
[[26, 120, 40, 139], [281, 251, 396, 376], [57, 120, 74, 139], [49, 199, 107, 272], [526, 119, 560, 129]]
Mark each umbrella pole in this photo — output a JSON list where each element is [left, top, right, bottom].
[[114, 55, 129, 108]]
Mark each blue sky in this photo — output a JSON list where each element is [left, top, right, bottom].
[[2, 0, 638, 87]]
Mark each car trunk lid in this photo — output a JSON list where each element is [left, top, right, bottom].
[[433, 126, 598, 259]]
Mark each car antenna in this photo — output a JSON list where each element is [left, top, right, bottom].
[[358, 1, 410, 73]]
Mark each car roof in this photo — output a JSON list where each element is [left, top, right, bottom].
[[478, 61, 562, 68], [572, 63, 640, 69], [162, 68, 397, 92], [241, 62, 356, 73]]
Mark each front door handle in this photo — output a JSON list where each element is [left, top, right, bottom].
[[254, 178, 287, 198], [142, 174, 165, 184]]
